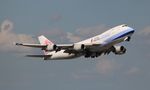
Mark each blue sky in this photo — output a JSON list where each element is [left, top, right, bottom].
[[0, 0, 150, 90]]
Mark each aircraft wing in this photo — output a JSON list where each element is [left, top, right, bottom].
[[15, 42, 74, 49], [15, 42, 103, 54], [56, 44, 73, 49], [16, 43, 47, 48]]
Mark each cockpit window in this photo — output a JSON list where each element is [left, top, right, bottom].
[[122, 24, 128, 27]]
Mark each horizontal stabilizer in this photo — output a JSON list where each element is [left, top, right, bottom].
[[26, 55, 52, 58]]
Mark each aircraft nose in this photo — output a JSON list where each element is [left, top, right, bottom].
[[128, 27, 135, 33]]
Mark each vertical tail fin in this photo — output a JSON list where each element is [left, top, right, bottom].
[[38, 35, 54, 45], [38, 35, 54, 55]]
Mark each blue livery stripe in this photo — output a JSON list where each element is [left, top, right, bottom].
[[112, 30, 134, 41], [105, 30, 134, 42]]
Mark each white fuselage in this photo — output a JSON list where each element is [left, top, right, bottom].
[[46, 24, 134, 60]]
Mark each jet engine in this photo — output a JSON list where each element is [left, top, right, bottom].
[[45, 44, 57, 51], [73, 44, 85, 51], [112, 46, 126, 55]]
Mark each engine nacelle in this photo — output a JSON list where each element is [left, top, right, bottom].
[[113, 46, 126, 55], [124, 36, 131, 41], [46, 44, 57, 51], [73, 44, 85, 51]]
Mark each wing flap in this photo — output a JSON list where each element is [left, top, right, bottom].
[[56, 44, 73, 49]]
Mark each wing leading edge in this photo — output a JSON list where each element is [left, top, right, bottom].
[[15, 43, 47, 48]]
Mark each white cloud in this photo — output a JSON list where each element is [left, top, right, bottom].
[[66, 32, 82, 42], [71, 58, 121, 79], [71, 72, 94, 80], [138, 26, 150, 40], [0, 19, 35, 52], [96, 59, 120, 74], [38, 24, 108, 43], [38, 28, 69, 43], [71, 68, 97, 80], [50, 13, 62, 22], [125, 67, 140, 75], [75, 25, 107, 38], [137, 26, 150, 56], [0, 19, 13, 33], [66, 25, 108, 43], [139, 26, 150, 36]]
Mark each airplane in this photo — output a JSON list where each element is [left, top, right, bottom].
[[16, 24, 134, 60]]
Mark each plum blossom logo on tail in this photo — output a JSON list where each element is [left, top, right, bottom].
[[44, 40, 53, 45]]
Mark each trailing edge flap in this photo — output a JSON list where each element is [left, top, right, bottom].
[[26, 55, 52, 58]]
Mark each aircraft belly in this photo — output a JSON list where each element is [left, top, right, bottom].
[[88, 46, 102, 52], [47, 50, 81, 60]]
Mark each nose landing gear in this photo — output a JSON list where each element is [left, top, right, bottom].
[[125, 36, 131, 41]]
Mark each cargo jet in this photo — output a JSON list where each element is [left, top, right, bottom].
[[16, 24, 134, 60]]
